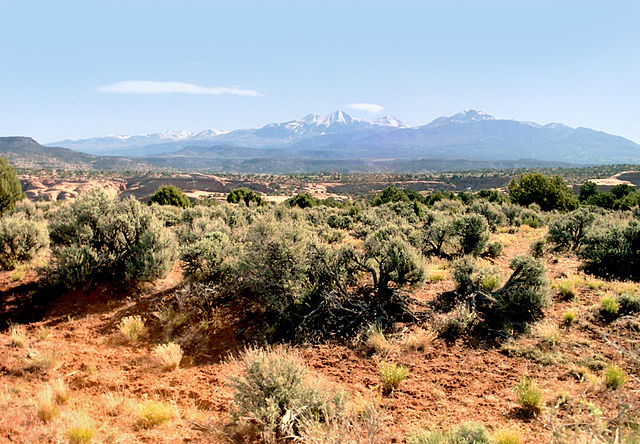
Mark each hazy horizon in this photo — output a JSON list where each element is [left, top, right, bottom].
[[2, 0, 639, 144]]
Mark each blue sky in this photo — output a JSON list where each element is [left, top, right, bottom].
[[1, 0, 639, 143]]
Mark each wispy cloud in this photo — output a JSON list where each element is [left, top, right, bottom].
[[97, 80, 263, 97], [345, 103, 385, 113]]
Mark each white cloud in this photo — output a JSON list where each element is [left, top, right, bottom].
[[345, 103, 385, 113], [97, 80, 263, 97]]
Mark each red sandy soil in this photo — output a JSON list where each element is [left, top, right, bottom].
[[1, 226, 639, 443]]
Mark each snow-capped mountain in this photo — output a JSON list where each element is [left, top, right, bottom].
[[50, 129, 226, 155], [48, 109, 640, 165], [427, 109, 495, 127], [49, 110, 403, 154]]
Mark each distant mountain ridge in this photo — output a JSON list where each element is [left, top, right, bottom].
[[0, 137, 150, 170], [47, 109, 640, 165]]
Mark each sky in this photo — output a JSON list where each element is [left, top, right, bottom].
[[1, 0, 639, 143]]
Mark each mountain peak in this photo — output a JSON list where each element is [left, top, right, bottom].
[[452, 109, 495, 121], [321, 109, 355, 126], [427, 109, 495, 127], [373, 115, 406, 128]]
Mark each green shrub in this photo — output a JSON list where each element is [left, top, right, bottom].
[[546, 208, 596, 251], [578, 219, 640, 281], [520, 208, 544, 228], [227, 188, 265, 206], [421, 213, 455, 257], [148, 185, 191, 208], [236, 220, 315, 324], [0, 214, 48, 269], [618, 293, 640, 314], [514, 376, 542, 414], [48, 188, 177, 290], [485, 256, 549, 330], [407, 423, 491, 444], [0, 157, 24, 215], [230, 348, 345, 440], [371, 185, 411, 206], [508, 172, 576, 211], [452, 256, 477, 296], [287, 193, 318, 208], [181, 231, 230, 282], [357, 227, 426, 295], [453, 214, 490, 256], [603, 364, 626, 390], [600, 296, 620, 320], [483, 241, 504, 259], [579, 181, 600, 203], [529, 239, 546, 258], [379, 361, 409, 395], [501, 204, 522, 226], [469, 200, 505, 232]]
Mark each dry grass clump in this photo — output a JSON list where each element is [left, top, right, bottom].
[[556, 276, 582, 300], [151, 342, 183, 371], [603, 365, 626, 390], [0, 384, 15, 408], [379, 361, 409, 395], [600, 295, 620, 320], [118, 315, 146, 342], [37, 326, 50, 340], [480, 271, 501, 291], [52, 378, 70, 404], [135, 399, 175, 429], [493, 428, 523, 444], [364, 324, 396, 355], [9, 324, 27, 347], [401, 328, 436, 352], [66, 412, 95, 443], [101, 392, 126, 417], [299, 396, 387, 444], [25, 349, 59, 371], [428, 270, 446, 283], [35, 384, 58, 423], [534, 322, 562, 348], [407, 422, 491, 444], [562, 309, 577, 327], [514, 376, 542, 415]]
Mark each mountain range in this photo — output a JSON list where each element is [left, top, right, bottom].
[[47, 110, 640, 168]]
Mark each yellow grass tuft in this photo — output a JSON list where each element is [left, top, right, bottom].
[[25, 349, 59, 371], [118, 315, 146, 342], [9, 324, 27, 348], [52, 378, 70, 404], [35, 384, 58, 423], [151, 342, 183, 371], [379, 361, 409, 395], [135, 399, 175, 429], [401, 328, 436, 351], [535, 322, 562, 348], [66, 412, 95, 443], [37, 326, 50, 341], [364, 325, 396, 355]]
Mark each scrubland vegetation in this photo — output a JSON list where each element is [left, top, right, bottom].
[[0, 161, 639, 442]]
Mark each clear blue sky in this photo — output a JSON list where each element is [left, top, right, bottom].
[[1, 0, 639, 143]]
